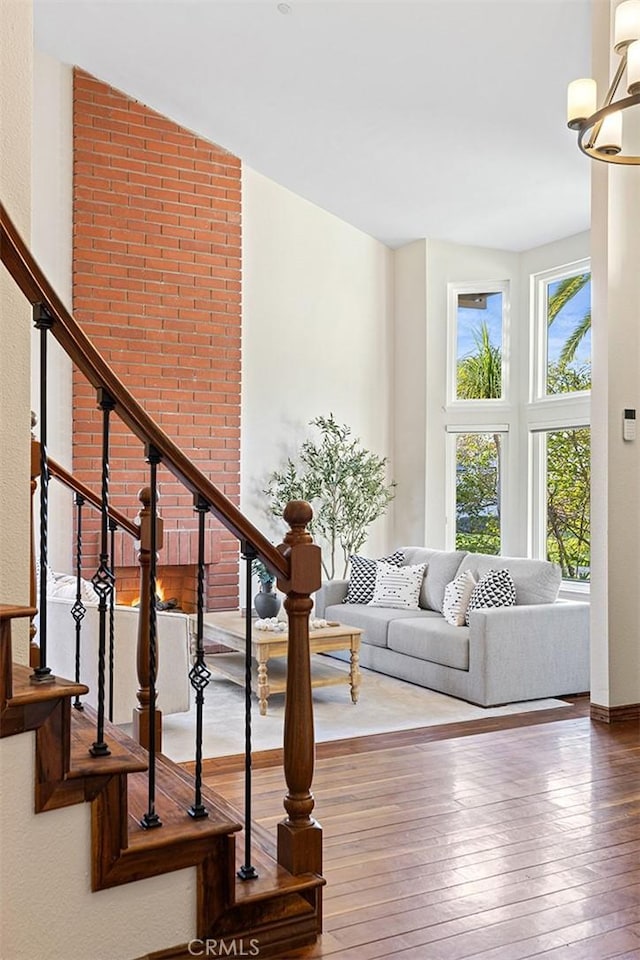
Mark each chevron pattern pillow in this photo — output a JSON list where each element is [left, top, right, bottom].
[[465, 568, 516, 625], [344, 551, 404, 604]]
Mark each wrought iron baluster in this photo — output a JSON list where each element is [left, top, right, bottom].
[[238, 542, 258, 880], [141, 445, 162, 829], [108, 517, 117, 723], [90, 389, 115, 757], [71, 492, 86, 710], [31, 304, 54, 683], [188, 496, 211, 820]]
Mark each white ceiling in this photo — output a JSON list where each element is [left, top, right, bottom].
[[34, 0, 593, 252]]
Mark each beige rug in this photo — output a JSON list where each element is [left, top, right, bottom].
[[153, 654, 569, 763]]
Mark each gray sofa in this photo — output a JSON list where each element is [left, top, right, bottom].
[[314, 547, 590, 707]]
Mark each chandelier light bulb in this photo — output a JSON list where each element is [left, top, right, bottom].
[[595, 110, 623, 155], [614, 0, 640, 51], [567, 78, 598, 128], [628, 39, 640, 93]]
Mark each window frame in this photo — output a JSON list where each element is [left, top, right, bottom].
[[530, 258, 591, 404], [445, 425, 509, 554], [447, 280, 511, 407]]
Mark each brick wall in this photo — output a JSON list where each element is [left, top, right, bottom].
[[72, 69, 241, 609]]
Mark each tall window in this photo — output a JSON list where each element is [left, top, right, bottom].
[[456, 291, 504, 400], [533, 264, 591, 400], [530, 259, 591, 584], [454, 431, 503, 555]]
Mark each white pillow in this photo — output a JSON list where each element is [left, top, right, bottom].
[[47, 569, 99, 604], [368, 560, 427, 610], [442, 570, 477, 626]]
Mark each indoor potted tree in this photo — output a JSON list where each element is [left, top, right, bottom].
[[264, 413, 396, 579], [252, 559, 281, 618]]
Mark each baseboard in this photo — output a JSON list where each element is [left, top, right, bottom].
[[590, 701, 640, 723]]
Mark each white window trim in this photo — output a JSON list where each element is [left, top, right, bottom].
[[445, 427, 509, 552], [530, 257, 590, 404], [446, 280, 511, 408]]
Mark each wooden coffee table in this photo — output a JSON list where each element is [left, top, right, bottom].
[[192, 611, 362, 716]]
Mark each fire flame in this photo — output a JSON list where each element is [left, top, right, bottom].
[[131, 578, 166, 607]]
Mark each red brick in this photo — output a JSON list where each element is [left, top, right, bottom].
[[73, 69, 241, 609]]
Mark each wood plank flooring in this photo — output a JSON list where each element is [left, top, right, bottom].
[[203, 698, 640, 960]]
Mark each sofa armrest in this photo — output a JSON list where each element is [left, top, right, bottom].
[[314, 579, 349, 617], [468, 600, 590, 704]]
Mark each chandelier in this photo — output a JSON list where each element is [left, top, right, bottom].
[[567, 0, 640, 164]]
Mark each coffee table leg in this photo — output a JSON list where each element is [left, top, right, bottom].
[[350, 640, 361, 704], [257, 655, 269, 716]]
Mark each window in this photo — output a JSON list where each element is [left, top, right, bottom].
[[531, 427, 591, 582], [532, 262, 591, 400], [450, 283, 509, 403], [529, 259, 591, 584], [453, 431, 503, 555]]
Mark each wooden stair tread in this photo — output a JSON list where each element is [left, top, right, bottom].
[[68, 705, 149, 777], [233, 847, 323, 904], [8, 663, 88, 705], [0, 604, 37, 620], [126, 754, 242, 848]]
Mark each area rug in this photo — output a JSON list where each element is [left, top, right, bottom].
[[152, 655, 569, 763]]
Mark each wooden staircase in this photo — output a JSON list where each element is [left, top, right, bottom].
[[1, 604, 323, 958]]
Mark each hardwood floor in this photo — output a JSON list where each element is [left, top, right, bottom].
[[204, 700, 640, 960]]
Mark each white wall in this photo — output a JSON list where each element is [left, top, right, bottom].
[[0, 732, 196, 960], [241, 167, 395, 575], [32, 50, 74, 572], [393, 240, 427, 547], [589, 0, 640, 710], [0, 0, 33, 662]]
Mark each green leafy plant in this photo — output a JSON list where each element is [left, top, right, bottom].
[[252, 559, 276, 586], [264, 414, 396, 580]]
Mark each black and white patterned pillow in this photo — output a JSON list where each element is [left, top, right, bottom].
[[344, 551, 404, 604], [465, 569, 516, 625], [369, 561, 427, 610]]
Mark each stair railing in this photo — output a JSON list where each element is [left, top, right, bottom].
[[2, 201, 322, 880]]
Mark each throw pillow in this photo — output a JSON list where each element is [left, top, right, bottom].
[[465, 568, 516, 625], [369, 560, 427, 610], [344, 550, 404, 604], [47, 569, 99, 604], [442, 570, 477, 627]]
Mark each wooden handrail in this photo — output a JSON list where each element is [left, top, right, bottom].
[[1, 202, 288, 580], [47, 453, 139, 539]]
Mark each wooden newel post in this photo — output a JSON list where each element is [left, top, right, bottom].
[[132, 486, 164, 751], [276, 500, 323, 876]]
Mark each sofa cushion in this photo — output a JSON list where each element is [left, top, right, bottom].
[[400, 547, 468, 613], [388, 617, 470, 671], [465, 568, 516, 624], [369, 561, 427, 610], [456, 553, 561, 605], [344, 551, 404, 604], [442, 569, 477, 626], [324, 603, 440, 648]]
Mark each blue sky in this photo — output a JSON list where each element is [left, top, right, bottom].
[[457, 292, 502, 358], [547, 277, 591, 369], [457, 280, 591, 371]]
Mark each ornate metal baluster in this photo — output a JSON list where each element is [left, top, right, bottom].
[[31, 304, 54, 683], [108, 517, 117, 723], [71, 492, 86, 710], [141, 446, 162, 829], [238, 542, 258, 880], [188, 496, 211, 820], [90, 389, 115, 757]]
